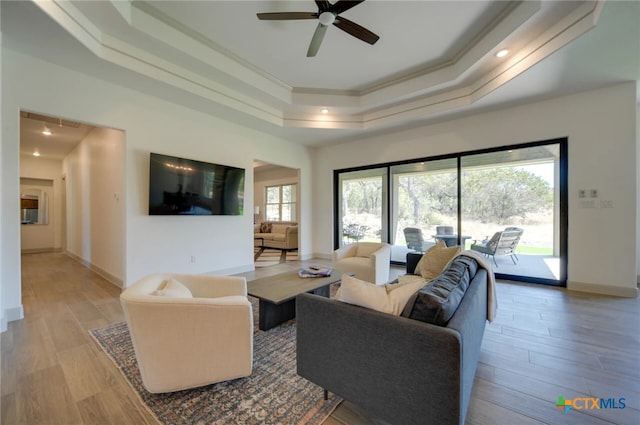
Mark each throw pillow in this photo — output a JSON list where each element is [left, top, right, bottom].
[[152, 277, 193, 298], [337, 274, 428, 315], [414, 241, 461, 282], [259, 222, 272, 233], [413, 240, 445, 275], [402, 257, 474, 325], [396, 274, 427, 286]]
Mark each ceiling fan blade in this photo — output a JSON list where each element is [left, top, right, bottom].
[[315, 1, 331, 12], [330, 0, 365, 15], [333, 16, 379, 45], [307, 23, 328, 57], [257, 12, 317, 20]]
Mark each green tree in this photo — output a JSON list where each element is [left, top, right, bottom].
[[462, 168, 552, 223]]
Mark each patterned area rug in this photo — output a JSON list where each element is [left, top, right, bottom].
[[90, 301, 341, 425], [254, 247, 299, 267]]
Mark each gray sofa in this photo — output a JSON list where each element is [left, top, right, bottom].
[[296, 252, 488, 425]]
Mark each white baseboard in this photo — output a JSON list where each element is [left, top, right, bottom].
[[6, 305, 24, 321], [310, 253, 332, 261], [206, 263, 256, 276], [2, 305, 25, 332], [1, 305, 25, 335], [21, 247, 63, 254], [65, 251, 123, 288], [568, 280, 638, 298]]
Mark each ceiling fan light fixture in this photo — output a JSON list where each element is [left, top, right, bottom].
[[496, 49, 509, 58], [257, 1, 378, 57], [318, 11, 335, 26]]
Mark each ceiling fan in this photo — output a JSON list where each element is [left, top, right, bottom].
[[257, 0, 379, 57]]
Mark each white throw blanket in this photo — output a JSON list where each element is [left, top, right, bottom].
[[457, 250, 497, 322]]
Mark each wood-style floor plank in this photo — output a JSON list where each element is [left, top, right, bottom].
[[14, 365, 83, 425], [2, 252, 638, 425], [57, 343, 119, 402]]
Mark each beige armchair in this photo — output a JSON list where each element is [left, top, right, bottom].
[[332, 242, 391, 284], [120, 273, 253, 393]]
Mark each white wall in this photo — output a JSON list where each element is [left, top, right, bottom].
[[1, 47, 314, 326], [0, 6, 5, 332], [63, 126, 125, 284], [637, 89, 640, 284], [20, 157, 63, 251], [314, 83, 638, 297]]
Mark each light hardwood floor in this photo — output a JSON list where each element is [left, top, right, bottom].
[[2, 252, 639, 424]]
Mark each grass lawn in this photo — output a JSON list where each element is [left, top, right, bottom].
[[515, 246, 553, 255]]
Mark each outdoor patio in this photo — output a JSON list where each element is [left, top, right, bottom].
[[391, 246, 560, 281]]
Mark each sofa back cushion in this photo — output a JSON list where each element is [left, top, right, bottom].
[[355, 242, 384, 258], [402, 256, 478, 326]]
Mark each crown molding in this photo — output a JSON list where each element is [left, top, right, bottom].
[[33, 0, 603, 132]]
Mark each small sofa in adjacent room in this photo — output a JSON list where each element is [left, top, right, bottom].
[[254, 221, 298, 262], [297, 250, 494, 425]]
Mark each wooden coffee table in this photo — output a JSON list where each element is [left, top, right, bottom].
[[247, 268, 349, 331]]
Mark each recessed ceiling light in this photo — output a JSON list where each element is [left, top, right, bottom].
[[496, 49, 509, 58], [321, 108, 329, 114], [33, 151, 40, 157], [42, 126, 52, 136]]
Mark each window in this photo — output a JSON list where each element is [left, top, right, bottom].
[[266, 184, 297, 221]]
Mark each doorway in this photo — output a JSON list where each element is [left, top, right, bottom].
[[19, 110, 126, 286], [253, 160, 300, 266]]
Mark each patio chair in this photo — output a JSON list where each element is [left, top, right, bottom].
[[470, 227, 524, 267], [403, 227, 435, 252]]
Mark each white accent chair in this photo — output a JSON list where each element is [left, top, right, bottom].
[[120, 273, 253, 393], [332, 242, 392, 285]]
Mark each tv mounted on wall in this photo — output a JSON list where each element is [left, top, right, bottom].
[[148, 152, 245, 216]]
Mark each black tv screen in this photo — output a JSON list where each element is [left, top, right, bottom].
[[148, 152, 245, 215]]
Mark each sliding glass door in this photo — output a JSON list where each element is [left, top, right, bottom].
[[336, 168, 387, 246], [335, 138, 567, 286], [460, 144, 564, 282], [389, 158, 458, 262]]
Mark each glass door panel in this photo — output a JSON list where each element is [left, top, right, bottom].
[[390, 158, 458, 262], [460, 144, 562, 281], [337, 168, 387, 247]]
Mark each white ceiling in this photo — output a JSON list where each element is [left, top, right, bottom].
[[6, 1, 639, 160], [20, 112, 95, 161]]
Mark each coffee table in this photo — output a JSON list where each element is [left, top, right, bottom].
[[247, 268, 349, 331]]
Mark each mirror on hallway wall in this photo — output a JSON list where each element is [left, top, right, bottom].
[[20, 179, 52, 225]]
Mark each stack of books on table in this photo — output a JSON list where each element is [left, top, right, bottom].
[[298, 266, 333, 278]]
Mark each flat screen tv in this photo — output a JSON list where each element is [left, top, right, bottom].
[[148, 152, 245, 215]]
